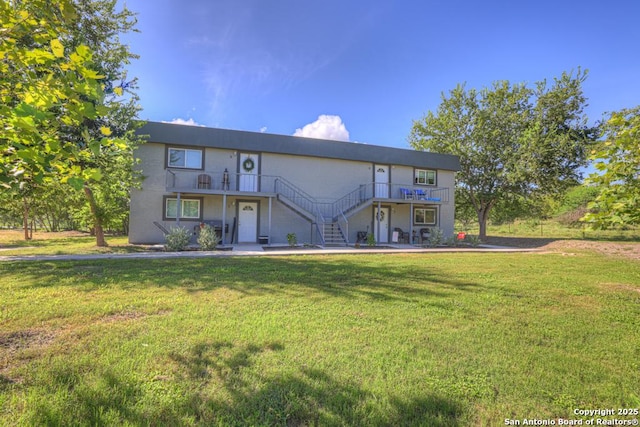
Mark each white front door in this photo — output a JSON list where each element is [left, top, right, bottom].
[[239, 153, 259, 192], [374, 206, 390, 243], [238, 202, 258, 243], [374, 164, 389, 198]]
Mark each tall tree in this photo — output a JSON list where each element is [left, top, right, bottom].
[[60, 0, 143, 246], [409, 70, 597, 239], [583, 106, 640, 228], [0, 0, 143, 246], [0, 0, 104, 239]]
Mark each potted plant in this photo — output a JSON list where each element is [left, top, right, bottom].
[[366, 233, 376, 247]]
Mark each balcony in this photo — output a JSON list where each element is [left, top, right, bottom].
[[165, 169, 278, 195], [165, 169, 450, 220]]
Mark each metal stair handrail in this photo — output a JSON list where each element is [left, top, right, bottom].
[[272, 178, 372, 246], [330, 183, 374, 220], [272, 178, 451, 245], [274, 177, 326, 244], [275, 178, 374, 222], [274, 177, 318, 215]]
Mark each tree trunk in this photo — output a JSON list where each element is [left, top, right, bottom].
[[84, 185, 108, 247], [476, 205, 492, 241], [22, 196, 32, 240]]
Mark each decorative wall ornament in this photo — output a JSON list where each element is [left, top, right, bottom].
[[242, 157, 255, 172]]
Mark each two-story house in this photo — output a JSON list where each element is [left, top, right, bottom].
[[129, 121, 460, 246]]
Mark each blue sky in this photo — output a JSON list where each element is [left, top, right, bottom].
[[120, 0, 640, 148]]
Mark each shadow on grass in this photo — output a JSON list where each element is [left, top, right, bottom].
[[25, 340, 464, 426], [485, 236, 559, 248], [6, 255, 482, 302]]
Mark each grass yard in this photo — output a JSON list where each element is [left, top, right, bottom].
[[1, 251, 639, 426], [0, 230, 146, 256]]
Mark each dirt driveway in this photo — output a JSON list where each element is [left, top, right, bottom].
[[486, 237, 640, 261]]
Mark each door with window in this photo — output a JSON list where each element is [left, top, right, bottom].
[[374, 206, 390, 243], [238, 202, 258, 243], [374, 164, 389, 198], [239, 153, 259, 192]]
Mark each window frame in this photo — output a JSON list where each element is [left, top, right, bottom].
[[413, 207, 438, 225], [166, 147, 204, 170], [163, 196, 203, 221], [414, 168, 437, 186]]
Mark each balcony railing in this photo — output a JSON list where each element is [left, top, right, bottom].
[[165, 169, 282, 193], [165, 169, 450, 221], [167, 169, 448, 200]]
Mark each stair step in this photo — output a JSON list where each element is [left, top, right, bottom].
[[321, 221, 347, 246], [275, 182, 374, 247]]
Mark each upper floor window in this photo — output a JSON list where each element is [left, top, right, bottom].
[[168, 148, 203, 169], [415, 169, 436, 186]]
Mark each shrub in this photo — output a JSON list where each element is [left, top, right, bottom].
[[197, 224, 218, 250], [366, 233, 376, 247], [466, 234, 481, 247], [557, 206, 590, 228], [165, 226, 191, 251], [287, 233, 297, 247], [556, 185, 600, 215], [444, 236, 458, 247], [427, 228, 444, 246]]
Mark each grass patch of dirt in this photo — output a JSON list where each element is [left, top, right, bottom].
[[486, 236, 640, 261], [0, 329, 56, 355], [544, 240, 640, 261], [0, 329, 57, 383]]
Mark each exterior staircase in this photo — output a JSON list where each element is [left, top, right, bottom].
[[322, 222, 347, 246], [273, 177, 370, 246], [273, 178, 449, 246]]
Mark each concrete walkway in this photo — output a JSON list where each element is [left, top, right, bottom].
[[0, 243, 538, 262]]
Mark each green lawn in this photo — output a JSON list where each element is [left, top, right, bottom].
[[1, 251, 639, 426], [0, 231, 146, 256]]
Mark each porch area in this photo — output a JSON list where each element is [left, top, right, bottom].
[[162, 169, 451, 247]]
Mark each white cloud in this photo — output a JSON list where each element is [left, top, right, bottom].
[[293, 115, 350, 141], [259, 126, 268, 133], [163, 118, 204, 127]]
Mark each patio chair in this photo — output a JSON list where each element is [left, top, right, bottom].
[[420, 228, 431, 244], [393, 227, 409, 243], [400, 188, 413, 199], [197, 174, 211, 189], [414, 188, 427, 200]]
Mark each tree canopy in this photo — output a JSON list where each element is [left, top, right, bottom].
[[583, 106, 640, 228], [409, 70, 597, 239], [0, 0, 143, 245], [0, 0, 104, 187]]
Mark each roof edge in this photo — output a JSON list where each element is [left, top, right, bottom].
[[137, 121, 461, 171]]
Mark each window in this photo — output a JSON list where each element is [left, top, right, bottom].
[[164, 197, 202, 220], [415, 169, 436, 186], [414, 207, 437, 225], [167, 148, 203, 169]]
